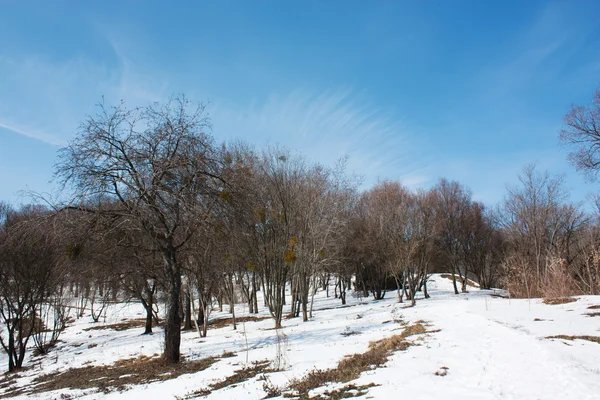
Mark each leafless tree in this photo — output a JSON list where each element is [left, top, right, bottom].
[[501, 164, 586, 297], [55, 96, 223, 363], [0, 205, 63, 371], [560, 89, 600, 180], [433, 178, 473, 294]]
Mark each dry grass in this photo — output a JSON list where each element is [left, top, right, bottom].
[[285, 322, 429, 399], [0, 374, 24, 399], [546, 335, 600, 344], [82, 318, 147, 332], [210, 360, 272, 391], [439, 274, 479, 288], [315, 383, 379, 400], [585, 312, 600, 317], [26, 354, 218, 396], [587, 305, 600, 310], [180, 360, 273, 399], [542, 297, 577, 305], [340, 328, 361, 337], [207, 315, 270, 329], [220, 350, 237, 358]]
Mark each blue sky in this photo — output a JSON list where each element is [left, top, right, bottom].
[[1, 1, 599, 207]]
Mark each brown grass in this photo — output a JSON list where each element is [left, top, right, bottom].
[[439, 274, 479, 288], [285, 322, 429, 399], [315, 383, 379, 400], [340, 329, 361, 337], [179, 360, 273, 399], [209, 360, 272, 391], [24, 355, 218, 396], [542, 297, 577, 305], [585, 312, 600, 317], [82, 319, 147, 332], [207, 315, 270, 329], [546, 335, 600, 344], [587, 305, 600, 310], [0, 374, 24, 399]]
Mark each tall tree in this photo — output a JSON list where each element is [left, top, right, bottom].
[[55, 96, 223, 363]]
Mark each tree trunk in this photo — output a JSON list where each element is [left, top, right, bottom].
[[451, 269, 459, 294], [252, 272, 259, 314], [163, 253, 182, 363], [183, 291, 193, 331], [197, 302, 207, 338], [141, 298, 153, 334]]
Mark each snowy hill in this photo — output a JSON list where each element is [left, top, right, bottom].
[[1, 275, 599, 400]]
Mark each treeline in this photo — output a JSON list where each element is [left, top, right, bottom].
[[1, 90, 600, 371]]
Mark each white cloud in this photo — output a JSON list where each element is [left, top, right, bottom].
[[0, 36, 169, 147], [210, 89, 433, 189], [0, 119, 64, 146]]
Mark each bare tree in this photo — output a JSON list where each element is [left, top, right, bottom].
[[501, 164, 586, 297], [433, 179, 472, 294], [0, 205, 62, 371], [55, 96, 223, 363], [560, 89, 600, 180]]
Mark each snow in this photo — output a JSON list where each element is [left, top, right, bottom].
[[1, 275, 599, 400]]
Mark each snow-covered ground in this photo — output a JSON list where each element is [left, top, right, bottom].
[[1, 275, 599, 400]]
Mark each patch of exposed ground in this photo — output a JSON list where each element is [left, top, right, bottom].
[[181, 360, 274, 399], [546, 335, 600, 344], [0, 373, 25, 399], [1, 355, 219, 398], [207, 315, 270, 329], [585, 312, 600, 317], [542, 297, 577, 305], [82, 318, 148, 332], [438, 274, 478, 288], [283, 322, 431, 399]]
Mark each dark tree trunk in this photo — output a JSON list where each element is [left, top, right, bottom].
[[163, 251, 182, 363], [197, 303, 206, 338], [451, 268, 459, 294], [251, 272, 259, 314], [141, 296, 153, 334]]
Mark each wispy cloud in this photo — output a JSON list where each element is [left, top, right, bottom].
[[211, 89, 433, 189], [0, 119, 64, 146], [0, 34, 168, 147]]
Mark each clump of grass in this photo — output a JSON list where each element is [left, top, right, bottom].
[[546, 335, 600, 344], [262, 376, 282, 398], [210, 360, 272, 391], [587, 305, 600, 310], [182, 360, 273, 398], [585, 312, 600, 317], [542, 297, 577, 305], [340, 327, 361, 337], [317, 383, 379, 400], [286, 322, 429, 399]]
